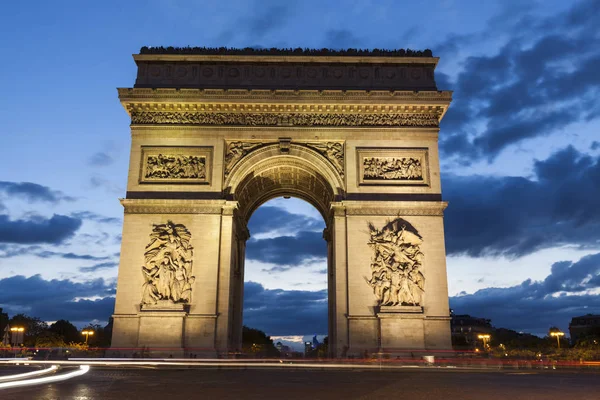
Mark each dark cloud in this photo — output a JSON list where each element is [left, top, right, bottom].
[[70, 211, 121, 225], [243, 281, 327, 335], [591, 141, 600, 151], [0, 244, 42, 258], [246, 230, 326, 266], [0, 214, 82, 244], [88, 152, 114, 167], [438, 0, 600, 161], [248, 206, 324, 235], [0, 245, 111, 261], [0, 181, 75, 203], [37, 251, 110, 261], [79, 261, 119, 273], [450, 252, 600, 336], [0, 274, 115, 324], [78, 231, 112, 246], [444, 146, 600, 257]]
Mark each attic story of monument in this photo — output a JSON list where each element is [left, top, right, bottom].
[[111, 47, 453, 357]]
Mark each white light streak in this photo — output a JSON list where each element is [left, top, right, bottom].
[[0, 365, 57, 382], [0, 365, 90, 390]]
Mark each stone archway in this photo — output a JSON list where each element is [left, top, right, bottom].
[[223, 142, 343, 354], [111, 48, 453, 357]]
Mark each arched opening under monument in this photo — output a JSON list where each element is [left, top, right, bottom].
[[242, 197, 329, 355], [224, 142, 343, 355]]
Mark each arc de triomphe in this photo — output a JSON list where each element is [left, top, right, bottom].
[[111, 47, 452, 357]]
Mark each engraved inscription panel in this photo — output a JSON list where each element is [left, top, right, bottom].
[[357, 148, 429, 186], [140, 146, 212, 184]]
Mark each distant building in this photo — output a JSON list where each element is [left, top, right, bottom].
[[569, 314, 600, 344], [451, 314, 492, 349], [312, 335, 320, 348], [304, 341, 313, 356], [275, 341, 292, 357]]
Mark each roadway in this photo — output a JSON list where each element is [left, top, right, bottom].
[[2, 366, 599, 399]]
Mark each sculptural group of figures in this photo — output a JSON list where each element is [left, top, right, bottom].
[[141, 221, 195, 305], [363, 157, 423, 180], [366, 218, 425, 306], [145, 154, 206, 179]]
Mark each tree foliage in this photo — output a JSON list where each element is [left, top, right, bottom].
[[241, 326, 279, 357], [49, 320, 80, 344]]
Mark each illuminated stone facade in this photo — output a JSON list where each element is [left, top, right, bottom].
[[111, 49, 453, 357]]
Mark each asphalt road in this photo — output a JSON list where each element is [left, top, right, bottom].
[[2, 367, 600, 400]]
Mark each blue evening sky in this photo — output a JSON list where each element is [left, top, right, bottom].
[[1, 1, 599, 347]]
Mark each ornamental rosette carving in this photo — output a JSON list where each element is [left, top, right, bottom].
[[304, 142, 344, 177], [130, 111, 439, 127], [141, 221, 195, 305], [365, 218, 424, 306]]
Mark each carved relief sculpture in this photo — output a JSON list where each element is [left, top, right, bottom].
[[145, 154, 206, 179], [305, 142, 344, 177], [141, 221, 195, 306], [363, 157, 422, 181], [130, 112, 440, 127], [365, 218, 424, 307], [357, 148, 429, 186], [140, 146, 212, 184], [224, 141, 263, 177]]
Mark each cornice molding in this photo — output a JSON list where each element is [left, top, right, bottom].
[[125, 102, 445, 113], [333, 200, 448, 216], [120, 198, 236, 215], [118, 88, 452, 102]]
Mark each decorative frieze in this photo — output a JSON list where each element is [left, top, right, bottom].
[[365, 218, 424, 307], [357, 148, 429, 186], [140, 146, 212, 184], [130, 111, 440, 127], [141, 221, 195, 307]]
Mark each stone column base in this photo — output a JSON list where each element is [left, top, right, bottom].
[[378, 311, 426, 350]]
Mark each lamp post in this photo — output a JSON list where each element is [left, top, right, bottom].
[[550, 331, 565, 349], [10, 327, 25, 358], [477, 334, 491, 349], [81, 329, 94, 344], [10, 327, 24, 346]]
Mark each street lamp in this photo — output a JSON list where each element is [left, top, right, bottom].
[[10, 327, 25, 346], [550, 331, 565, 348], [81, 329, 94, 344], [477, 334, 491, 349]]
